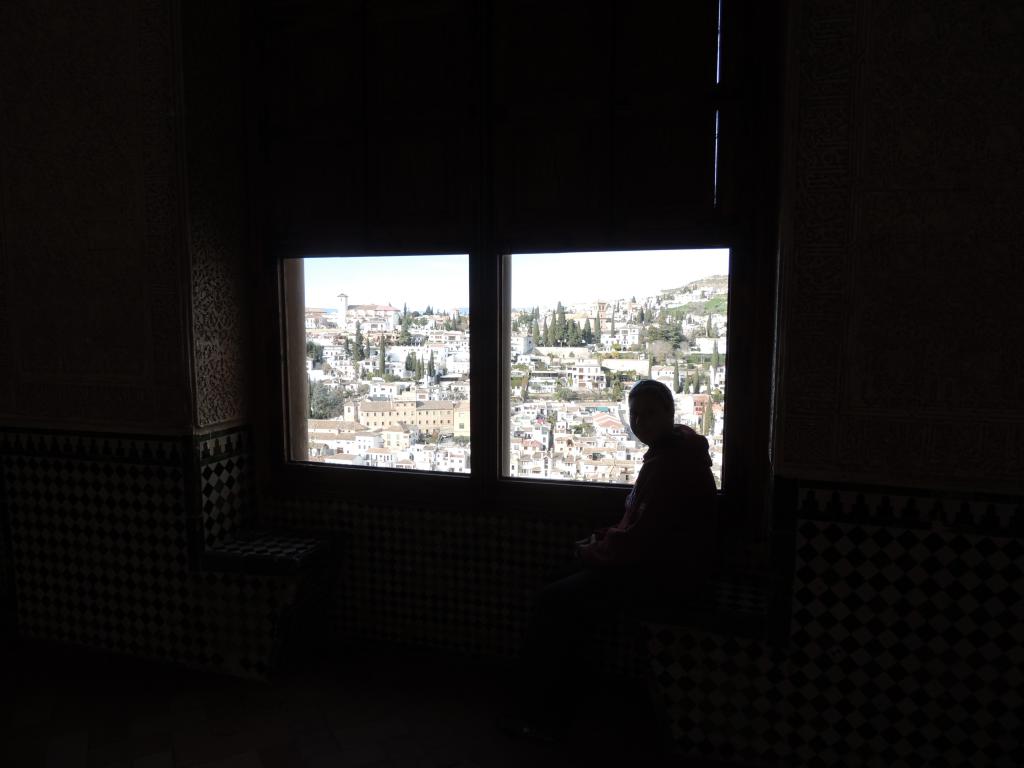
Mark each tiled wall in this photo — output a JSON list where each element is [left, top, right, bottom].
[[259, 497, 646, 678], [3, 426, 1020, 766], [0, 427, 293, 678], [0, 483, 11, 638], [195, 429, 251, 551], [784, 485, 1023, 768], [647, 480, 1023, 768]]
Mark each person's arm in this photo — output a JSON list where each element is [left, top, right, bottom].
[[578, 503, 658, 565]]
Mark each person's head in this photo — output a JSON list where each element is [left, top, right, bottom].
[[628, 379, 674, 446]]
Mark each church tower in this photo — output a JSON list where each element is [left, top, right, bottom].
[[337, 292, 348, 328]]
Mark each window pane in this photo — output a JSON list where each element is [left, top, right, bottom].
[[287, 255, 470, 474], [507, 249, 728, 487]]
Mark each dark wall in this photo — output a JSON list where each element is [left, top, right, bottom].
[[775, 0, 1024, 493], [0, 0, 193, 432], [0, 0, 249, 434]]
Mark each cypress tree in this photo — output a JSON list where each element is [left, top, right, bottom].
[[428, 351, 435, 377], [378, 337, 386, 375], [567, 321, 580, 347], [582, 318, 593, 344], [353, 322, 364, 362], [594, 316, 602, 343], [673, 362, 680, 393]]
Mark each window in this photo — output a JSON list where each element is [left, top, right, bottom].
[[260, 1, 781, 528], [284, 254, 470, 475], [506, 250, 729, 487]]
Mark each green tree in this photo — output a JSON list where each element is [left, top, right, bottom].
[[352, 322, 364, 362], [305, 341, 324, 365], [711, 340, 720, 369], [582, 318, 593, 344], [567, 320, 581, 346], [703, 403, 715, 436], [427, 351, 435, 377], [555, 303, 567, 344], [593, 316, 602, 343], [673, 362, 680, 393], [530, 319, 541, 344], [706, 315, 713, 336], [542, 318, 553, 347], [308, 380, 346, 419], [378, 337, 387, 375], [398, 314, 412, 345], [555, 386, 579, 402], [637, 307, 645, 323], [405, 352, 416, 373]]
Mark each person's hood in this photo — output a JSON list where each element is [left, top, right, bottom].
[[646, 424, 711, 467]]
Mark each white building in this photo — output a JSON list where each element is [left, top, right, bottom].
[[567, 360, 606, 390], [336, 292, 401, 334]]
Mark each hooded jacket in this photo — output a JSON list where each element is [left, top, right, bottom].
[[578, 424, 717, 590]]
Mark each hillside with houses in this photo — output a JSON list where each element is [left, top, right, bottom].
[[302, 275, 728, 484]]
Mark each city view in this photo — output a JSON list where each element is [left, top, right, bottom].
[[297, 250, 728, 486]]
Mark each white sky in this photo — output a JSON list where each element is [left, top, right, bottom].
[[300, 249, 729, 313]]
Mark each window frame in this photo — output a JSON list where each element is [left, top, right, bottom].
[[250, 0, 783, 533]]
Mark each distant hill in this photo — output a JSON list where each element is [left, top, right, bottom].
[[660, 274, 729, 295]]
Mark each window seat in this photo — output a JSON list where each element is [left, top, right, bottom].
[[201, 530, 327, 575]]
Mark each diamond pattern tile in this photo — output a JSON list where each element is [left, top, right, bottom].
[[0, 427, 311, 681], [787, 507, 1024, 768]]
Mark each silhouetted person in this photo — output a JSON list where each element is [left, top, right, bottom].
[[501, 379, 718, 743]]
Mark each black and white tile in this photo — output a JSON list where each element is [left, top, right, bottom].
[[0, 427, 309, 679], [195, 428, 251, 549], [645, 624, 789, 767], [787, 515, 1023, 768]]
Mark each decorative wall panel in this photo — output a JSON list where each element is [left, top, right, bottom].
[[195, 429, 251, 550], [0, 428, 299, 679], [776, 0, 1024, 491], [182, 0, 250, 428], [0, 0, 191, 430], [260, 497, 644, 678], [784, 482, 1023, 768], [645, 626, 789, 767]]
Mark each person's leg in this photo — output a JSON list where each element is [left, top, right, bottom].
[[515, 564, 612, 734]]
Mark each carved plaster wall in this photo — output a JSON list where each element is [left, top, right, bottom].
[[776, 0, 1024, 491], [0, 0, 250, 433], [0, 0, 192, 431], [183, 0, 250, 429]]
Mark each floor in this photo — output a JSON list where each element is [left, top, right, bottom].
[[0, 639, 731, 768]]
